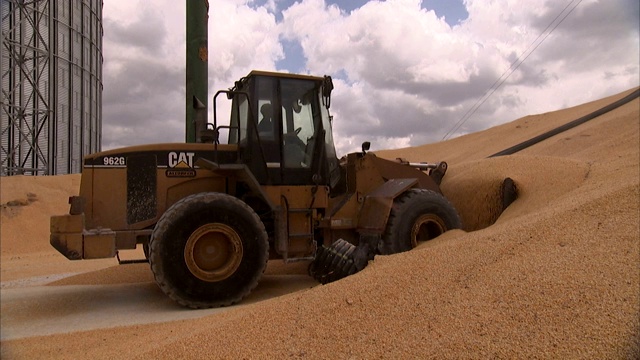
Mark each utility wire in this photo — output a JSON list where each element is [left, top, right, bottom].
[[441, 0, 584, 141]]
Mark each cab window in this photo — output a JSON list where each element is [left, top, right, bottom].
[[281, 79, 318, 168]]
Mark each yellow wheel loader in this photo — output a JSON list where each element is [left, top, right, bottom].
[[50, 71, 461, 308]]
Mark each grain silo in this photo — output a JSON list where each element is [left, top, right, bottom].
[[1, 0, 103, 175]]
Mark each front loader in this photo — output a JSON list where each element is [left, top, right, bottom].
[[50, 70, 461, 308]]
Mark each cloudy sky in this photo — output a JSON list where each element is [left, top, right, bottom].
[[101, 0, 639, 155]]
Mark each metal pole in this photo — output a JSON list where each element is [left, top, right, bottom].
[[185, 0, 208, 143]]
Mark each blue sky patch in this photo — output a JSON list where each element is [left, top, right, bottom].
[[422, 0, 469, 26]]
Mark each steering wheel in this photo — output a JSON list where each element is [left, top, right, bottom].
[[284, 129, 311, 168], [284, 127, 307, 156]]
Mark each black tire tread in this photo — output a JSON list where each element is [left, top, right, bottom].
[[149, 192, 269, 309], [309, 239, 358, 284]]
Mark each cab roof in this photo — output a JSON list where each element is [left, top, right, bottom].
[[246, 70, 325, 82]]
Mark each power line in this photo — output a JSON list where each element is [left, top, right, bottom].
[[441, 0, 584, 141]]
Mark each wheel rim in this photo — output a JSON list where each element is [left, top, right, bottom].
[[184, 223, 243, 282], [411, 214, 447, 248]]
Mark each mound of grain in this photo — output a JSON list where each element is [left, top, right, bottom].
[[1, 174, 80, 256], [132, 96, 639, 359], [0, 89, 638, 359]]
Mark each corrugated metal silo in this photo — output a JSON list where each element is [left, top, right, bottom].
[[1, 0, 103, 175]]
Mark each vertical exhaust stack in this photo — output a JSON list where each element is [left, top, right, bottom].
[[186, 0, 209, 143]]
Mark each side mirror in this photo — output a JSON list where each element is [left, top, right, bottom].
[[322, 76, 334, 109], [362, 141, 371, 155], [322, 76, 334, 97]]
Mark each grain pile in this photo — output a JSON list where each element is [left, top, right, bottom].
[[1, 88, 638, 359]]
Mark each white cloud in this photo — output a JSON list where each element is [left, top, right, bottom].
[[209, 1, 283, 83], [101, 0, 639, 156]]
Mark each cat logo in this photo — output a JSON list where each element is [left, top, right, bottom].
[[166, 151, 196, 177]]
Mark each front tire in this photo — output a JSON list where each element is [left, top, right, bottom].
[[380, 189, 461, 255], [149, 192, 268, 308]]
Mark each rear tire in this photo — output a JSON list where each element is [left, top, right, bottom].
[[149, 192, 268, 308], [380, 189, 461, 255]]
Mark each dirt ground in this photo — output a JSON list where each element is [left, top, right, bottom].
[[1, 88, 638, 359]]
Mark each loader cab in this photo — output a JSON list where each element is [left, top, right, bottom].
[[227, 71, 340, 188]]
